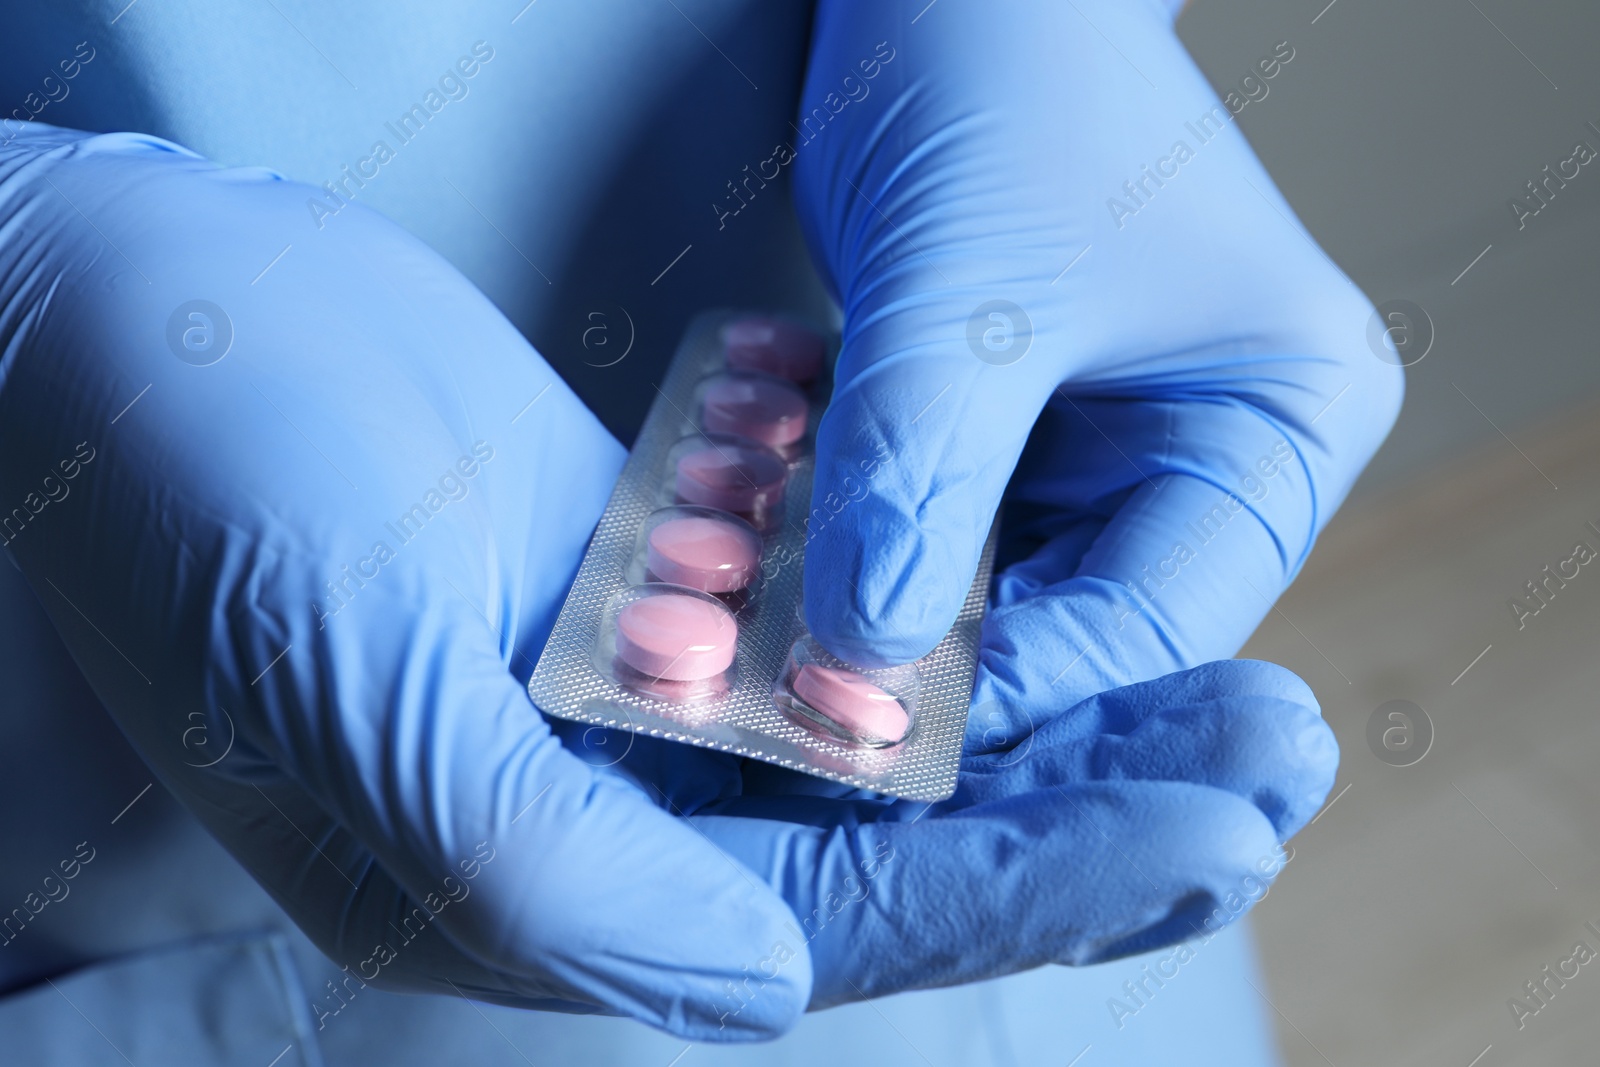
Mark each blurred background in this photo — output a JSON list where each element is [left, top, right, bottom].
[[1183, 0, 1600, 1063]]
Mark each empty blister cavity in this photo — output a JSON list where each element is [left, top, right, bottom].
[[721, 316, 825, 384], [634, 506, 762, 594], [669, 434, 788, 531], [697, 371, 810, 450], [776, 638, 918, 748]]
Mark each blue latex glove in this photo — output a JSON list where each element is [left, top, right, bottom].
[[698, 657, 1334, 1012], [0, 125, 805, 1039], [0, 120, 1339, 1041], [694, 0, 1380, 1014], [793, 0, 1404, 745]]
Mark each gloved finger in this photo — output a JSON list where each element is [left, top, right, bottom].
[[710, 661, 1331, 833], [802, 305, 1061, 667], [199, 340, 811, 1036], [209, 596, 813, 1039], [697, 780, 1284, 1010], [792, 0, 1073, 668], [23, 400, 814, 1040], [979, 657, 1318, 749], [955, 660, 1337, 839], [794, 0, 1401, 691], [967, 390, 1342, 754]]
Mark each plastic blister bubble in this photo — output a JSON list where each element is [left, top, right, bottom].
[[528, 309, 994, 801]]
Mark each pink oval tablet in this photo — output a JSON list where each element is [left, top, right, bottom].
[[793, 664, 909, 745], [701, 375, 809, 448], [721, 317, 824, 383], [675, 444, 787, 515], [646, 515, 761, 593], [615, 593, 737, 681]]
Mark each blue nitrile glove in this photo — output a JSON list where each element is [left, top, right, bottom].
[[679, 0, 1372, 1011], [0, 120, 1339, 1036], [0, 124, 802, 1040], [793, 0, 1404, 749], [695, 656, 1334, 1013]]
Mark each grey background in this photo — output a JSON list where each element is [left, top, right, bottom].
[[1180, 0, 1600, 497], [1181, 0, 1600, 1063]]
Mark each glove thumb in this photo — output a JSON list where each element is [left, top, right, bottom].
[[804, 298, 1054, 667]]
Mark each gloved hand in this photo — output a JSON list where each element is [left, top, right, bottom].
[[0, 118, 1340, 1043], [0, 125, 805, 1038], [793, 0, 1404, 751], [698, 657, 1334, 1012], [692, 0, 1380, 1010]]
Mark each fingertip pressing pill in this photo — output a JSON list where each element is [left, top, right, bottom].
[[701, 374, 809, 448], [721, 317, 825, 384], [646, 515, 761, 593], [615, 593, 737, 681], [528, 310, 994, 803], [674, 442, 787, 516], [793, 663, 910, 746]]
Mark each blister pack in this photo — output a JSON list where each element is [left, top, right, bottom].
[[529, 310, 992, 801]]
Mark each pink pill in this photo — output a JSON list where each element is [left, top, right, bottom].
[[793, 664, 909, 745], [646, 515, 761, 593], [721, 317, 824, 384], [701, 375, 809, 448], [675, 443, 787, 516], [615, 593, 737, 681]]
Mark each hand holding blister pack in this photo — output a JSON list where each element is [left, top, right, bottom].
[[530, 311, 993, 800]]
